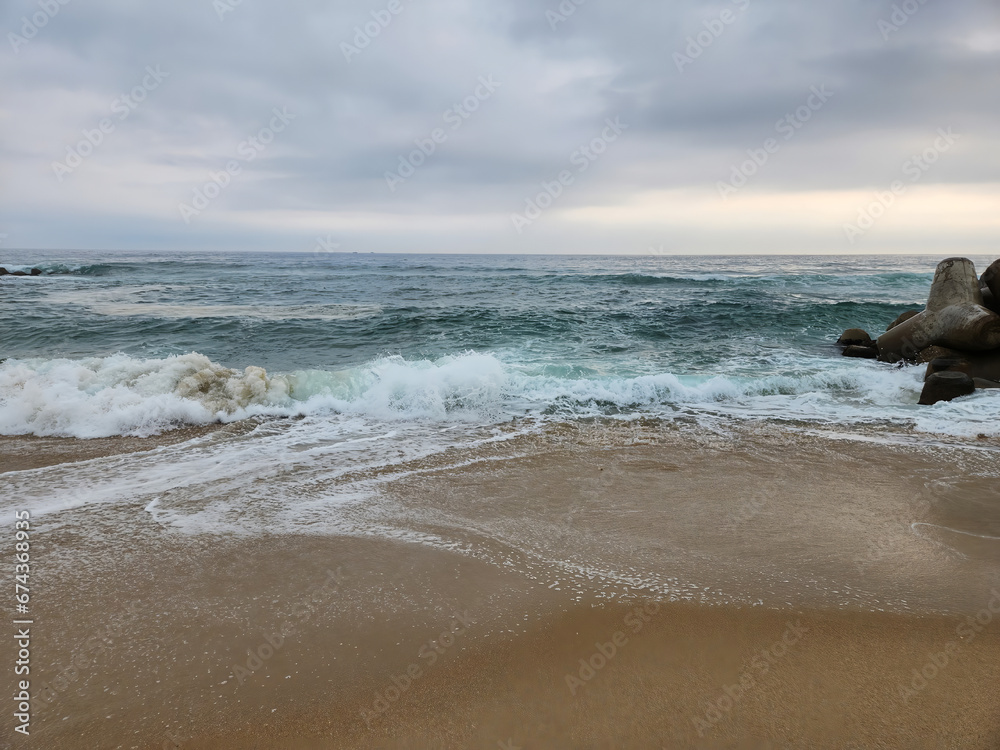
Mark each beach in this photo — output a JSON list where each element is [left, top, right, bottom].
[[5, 419, 1000, 749], [3, 253, 1000, 748], [6, 0, 1000, 740]]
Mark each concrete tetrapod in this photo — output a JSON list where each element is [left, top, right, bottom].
[[983, 259, 1000, 301], [877, 258, 1000, 360], [982, 259, 1000, 314]]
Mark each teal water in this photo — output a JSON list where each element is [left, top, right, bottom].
[[1, 252, 998, 438]]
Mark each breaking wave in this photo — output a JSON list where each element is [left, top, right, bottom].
[[1, 351, 998, 439]]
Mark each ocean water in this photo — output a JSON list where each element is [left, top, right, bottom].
[[4, 252, 1000, 615], [1, 252, 998, 440]]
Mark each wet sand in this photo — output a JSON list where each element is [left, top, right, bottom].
[[0, 425, 223, 473], [10, 528, 1000, 750], [3, 421, 1000, 749]]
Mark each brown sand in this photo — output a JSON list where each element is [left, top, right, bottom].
[[4, 421, 1000, 749], [12, 528, 1000, 750]]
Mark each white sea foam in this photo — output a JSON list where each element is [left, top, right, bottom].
[[89, 302, 383, 320], [0, 351, 997, 439], [37, 287, 382, 320]]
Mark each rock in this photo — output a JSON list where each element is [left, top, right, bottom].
[[881, 344, 950, 365], [918, 371, 976, 405], [925, 357, 968, 377], [10, 271, 27, 276], [843, 345, 878, 359], [0, 267, 7, 276], [30, 268, 42, 276], [982, 258, 1000, 300], [921, 350, 1000, 382], [983, 286, 1000, 316], [837, 328, 872, 346], [915, 345, 964, 364], [963, 350, 1000, 381], [973, 378, 1000, 389], [887, 310, 920, 331], [877, 258, 1000, 359]]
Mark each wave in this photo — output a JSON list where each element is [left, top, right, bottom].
[[1, 351, 997, 439], [0, 352, 509, 438], [576, 271, 935, 288], [0, 263, 121, 276], [75, 302, 383, 321]]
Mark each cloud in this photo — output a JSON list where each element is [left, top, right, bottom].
[[1, 0, 998, 253]]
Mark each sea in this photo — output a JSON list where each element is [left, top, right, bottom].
[[3, 252, 1000, 613], [1, 252, 997, 440]]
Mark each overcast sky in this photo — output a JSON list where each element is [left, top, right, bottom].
[[1, 0, 998, 254]]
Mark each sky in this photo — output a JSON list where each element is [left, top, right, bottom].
[[1, 0, 999, 255]]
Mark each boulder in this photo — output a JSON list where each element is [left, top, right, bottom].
[[887, 310, 920, 331], [973, 378, 1000, 389], [843, 345, 878, 359], [921, 349, 1000, 382], [984, 287, 1000, 315], [982, 286, 1000, 315], [837, 328, 872, 346], [982, 259, 1000, 314], [982, 258, 1000, 300], [877, 258, 1000, 359], [0, 267, 7, 276], [30, 268, 42, 276], [925, 357, 968, 377], [916, 345, 964, 364], [10, 271, 27, 276], [918, 371, 976, 405]]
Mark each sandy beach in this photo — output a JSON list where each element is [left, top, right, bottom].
[[6, 0, 1000, 743], [4, 420, 1000, 749]]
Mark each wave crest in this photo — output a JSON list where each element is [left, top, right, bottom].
[[1, 351, 996, 439]]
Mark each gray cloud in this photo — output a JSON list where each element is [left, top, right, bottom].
[[1, 0, 998, 253]]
